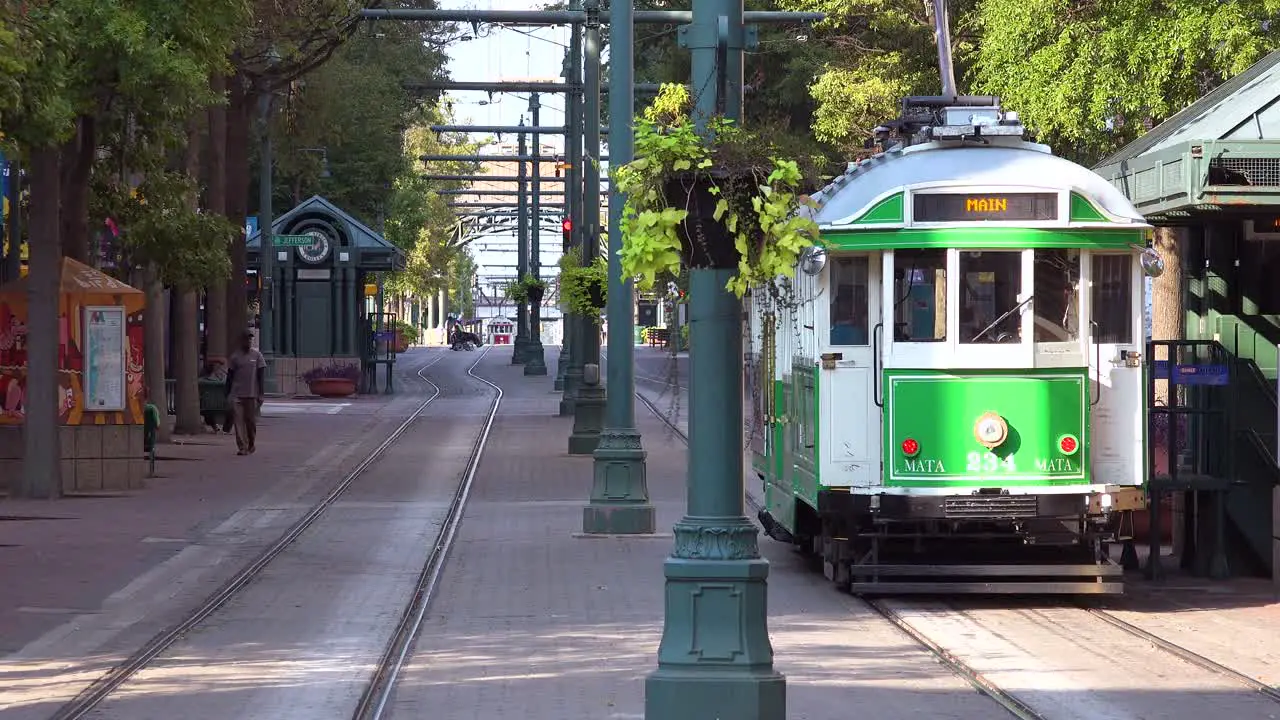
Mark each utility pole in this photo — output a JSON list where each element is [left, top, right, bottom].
[[567, 0, 605, 455], [646, 0, 790, 716], [258, 91, 277, 391], [525, 93, 548, 376], [560, 0, 585, 416], [584, 0, 653, 533], [513, 118, 529, 366]]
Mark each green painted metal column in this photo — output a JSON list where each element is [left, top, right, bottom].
[[525, 93, 549, 376], [645, 0, 784, 716], [568, 0, 605, 454], [584, 0, 653, 533], [513, 120, 530, 365], [560, 2, 585, 415]]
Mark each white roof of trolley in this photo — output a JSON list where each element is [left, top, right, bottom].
[[809, 141, 1148, 229]]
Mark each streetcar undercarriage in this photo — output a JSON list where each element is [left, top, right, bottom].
[[764, 490, 1125, 595]]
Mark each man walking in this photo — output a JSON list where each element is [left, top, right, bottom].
[[225, 330, 266, 455]]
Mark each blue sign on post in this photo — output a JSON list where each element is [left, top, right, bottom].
[[1152, 361, 1230, 386]]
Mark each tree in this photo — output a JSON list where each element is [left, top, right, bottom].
[[971, 0, 1278, 165], [0, 3, 78, 498]]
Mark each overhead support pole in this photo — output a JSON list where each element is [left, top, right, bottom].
[[360, 7, 823, 24], [568, 0, 606, 455], [422, 174, 568, 182], [646, 2, 824, 719], [584, 0, 654, 534], [436, 189, 567, 196], [512, 120, 530, 366], [446, 202, 567, 209], [404, 80, 669, 94], [525, 93, 549, 377], [420, 154, 610, 163], [560, 0, 585, 415], [430, 124, 569, 135]]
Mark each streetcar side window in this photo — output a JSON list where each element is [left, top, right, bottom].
[[892, 249, 946, 342], [959, 251, 1022, 344], [829, 256, 870, 346], [1033, 249, 1080, 342], [1091, 254, 1133, 344]]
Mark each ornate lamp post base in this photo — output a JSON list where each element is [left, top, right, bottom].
[[554, 346, 569, 390], [645, 537, 785, 720], [560, 365, 582, 416], [512, 335, 529, 365], [524, 340, 548, 376], [584, 429, 654, 533], [568, 369, 605, 455]]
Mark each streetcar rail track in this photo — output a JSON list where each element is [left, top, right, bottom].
[[1082, 604, 1280, 704], [634, 387, 1045, 720], [635, 356, 1280, 715], [352, 349, 504, 719], [51, 349, 460, 720]]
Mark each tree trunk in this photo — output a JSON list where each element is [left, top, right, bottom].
[[1151, 226, 1185, 404], [60, 114, 94, 263], [224, 74, 252, 348], [1150, 225, 1186, 555], [173, 290, 203, 434], [20, 146, 63, 498], [204, 74, 230, 364], [144, 265, 170, 443], [174, 122, 206, 436]]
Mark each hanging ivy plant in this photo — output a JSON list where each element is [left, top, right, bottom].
[[612, 83, 826, 298], [505, 273, 548, 305], [556, 246, 608, 321]]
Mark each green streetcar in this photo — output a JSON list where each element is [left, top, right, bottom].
[[746, 94, 1164, 594]]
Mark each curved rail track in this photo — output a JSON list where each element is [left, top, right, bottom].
[[51, 348, 503, 720], [632, 376, 1280, 719], [352, 350, 503, 719]]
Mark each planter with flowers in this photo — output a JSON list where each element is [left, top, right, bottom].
[[390, 320, 418, 353], [300, 362, 361, 398], [556, 247, 608, 321], [613, 83, 823, 299]]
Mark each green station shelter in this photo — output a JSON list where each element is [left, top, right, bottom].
[[247, 195, 405, 396], [1094, 49, 1280, 582]]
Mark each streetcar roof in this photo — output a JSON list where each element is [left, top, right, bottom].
[[808, 141, 1149, 230]]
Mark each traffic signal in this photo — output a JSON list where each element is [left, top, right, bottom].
[[561, 217, 573, 252]]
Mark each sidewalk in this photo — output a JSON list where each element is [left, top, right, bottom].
[[0, 349, 444, 659], [385, 348, 997, 719]]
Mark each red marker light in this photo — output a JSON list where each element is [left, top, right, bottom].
[[902, 438, 920, 457], [1058, 434, 1079, 455]]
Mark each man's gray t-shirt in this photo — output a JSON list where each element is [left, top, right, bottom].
[[228, 349, 266, 399]]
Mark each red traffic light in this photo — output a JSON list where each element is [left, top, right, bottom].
[[562, 218, 573, 233]]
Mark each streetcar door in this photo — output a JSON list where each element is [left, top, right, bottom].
[[1085, 252, 1145, 488], [818, 253, 881, 488]]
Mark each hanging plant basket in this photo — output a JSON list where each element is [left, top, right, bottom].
[[586, 278, 606, 309], [663, 171, 752, 270], [528, 285, 545, 305]]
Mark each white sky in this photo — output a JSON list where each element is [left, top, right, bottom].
[[440, 0, 576, 154]]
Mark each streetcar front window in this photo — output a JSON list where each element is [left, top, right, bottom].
[[1091, 254, 1133, 344], [960, 251, 1022, 344], [892, 249, 946, 342], [830, 256, 870, 346], [1033, 249, 1081, 342]]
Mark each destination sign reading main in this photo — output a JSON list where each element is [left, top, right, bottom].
[[913, 192, 1058, 222]]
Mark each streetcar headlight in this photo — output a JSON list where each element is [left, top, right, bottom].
[[1100, 493, 1113, 509]]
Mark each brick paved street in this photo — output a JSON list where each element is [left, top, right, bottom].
[[386, 348, 1000, 719], [0, 349, 446, 716]]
